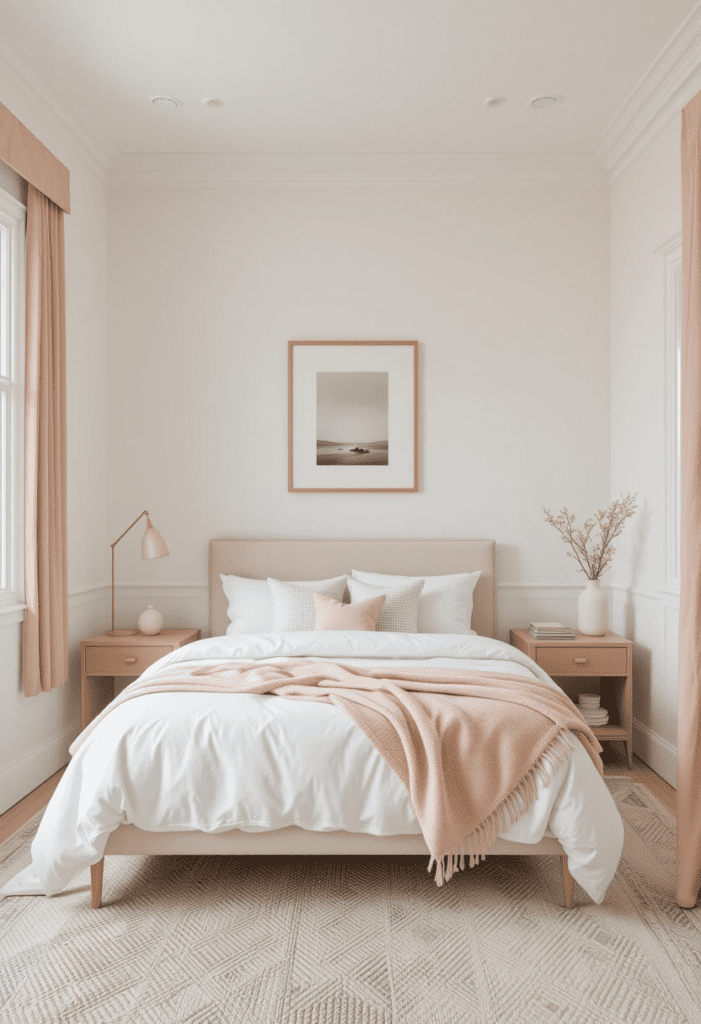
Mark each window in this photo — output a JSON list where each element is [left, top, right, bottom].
[[0, 185, 25, 609], [657, 230, 682, 594]]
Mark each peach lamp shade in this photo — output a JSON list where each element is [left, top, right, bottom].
[[109, 510, 169, 636], [141, 517, 169, 560]]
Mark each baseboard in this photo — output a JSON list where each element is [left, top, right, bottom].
[[0, 721, 78, 816], [632, 717, 677, 788]]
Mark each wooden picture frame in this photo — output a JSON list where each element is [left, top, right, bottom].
[[288, 341, 419, 493]]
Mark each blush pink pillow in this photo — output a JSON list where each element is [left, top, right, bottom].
[[314, 591, 385, 631]]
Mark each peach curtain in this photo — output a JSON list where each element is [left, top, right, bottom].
[[678, 92, 701, 908], [22, 183, 68, 696]]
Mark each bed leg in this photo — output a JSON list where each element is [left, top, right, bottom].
[[90, 859, 104, 909], [561, 855, 574, 909]]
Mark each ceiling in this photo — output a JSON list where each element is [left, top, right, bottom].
[[0, 0, 697, 161]]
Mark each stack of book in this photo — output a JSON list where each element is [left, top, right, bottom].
[[577, 694, 609, 727], [527, 621, 576, 640]]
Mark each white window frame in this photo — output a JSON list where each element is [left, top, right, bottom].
[[656, 230, 682, 596], [0, 185, 25, 618]]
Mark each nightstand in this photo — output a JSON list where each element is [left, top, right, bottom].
[[510, 629, 633, 767], [80, 628, 200, 729]]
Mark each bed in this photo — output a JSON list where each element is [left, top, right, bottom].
[[2, 539, 624, 909]]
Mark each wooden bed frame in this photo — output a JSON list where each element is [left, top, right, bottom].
[[90, 538, 575, 909]]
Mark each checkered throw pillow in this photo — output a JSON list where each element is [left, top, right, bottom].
[[346, 577, 425, 633]]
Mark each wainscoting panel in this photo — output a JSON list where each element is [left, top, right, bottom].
[[114, 583, 209, 636], [0, 585, 111, 815], [115, 581, 582, 644], [0, 585, 110, 815], [610, 586, 678, 788], [1, 579, 679, 811], [108, 580, 680, 792]]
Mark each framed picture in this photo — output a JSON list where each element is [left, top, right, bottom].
[[288, 340, 418, 492]]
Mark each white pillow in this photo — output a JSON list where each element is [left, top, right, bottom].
[[350, 569, 480, 634], [267, 576, 349, 632], [346, 577, 424, 633], [220, 574, 348, 635]]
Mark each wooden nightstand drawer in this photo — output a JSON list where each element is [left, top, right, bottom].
[[85, 645, 171, 676], [536, 646, 628, 677], [81, 629, 200, 730]]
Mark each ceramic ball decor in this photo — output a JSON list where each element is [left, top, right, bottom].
[[138, 605, 164, 635]]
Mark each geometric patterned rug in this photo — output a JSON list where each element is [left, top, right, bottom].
[[0, 779, 699, 1024]]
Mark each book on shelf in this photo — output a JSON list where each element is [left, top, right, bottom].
[[527, 621, 576, 640]]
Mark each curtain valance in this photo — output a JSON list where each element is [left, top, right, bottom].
[[0, 101, 70, 213]]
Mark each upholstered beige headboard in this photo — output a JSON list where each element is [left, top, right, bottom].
[[209, 539, 496, 638]]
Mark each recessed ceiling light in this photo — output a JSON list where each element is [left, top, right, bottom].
[[483, 97, 505, 107], [151, 96, 180, 110], [529, 95, 562, 109], [202, 98, 224, 108]]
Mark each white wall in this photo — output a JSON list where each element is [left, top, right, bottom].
[[610, 116, 681, 787], [106, 184, 610, 638], [0, 92, 683, 809], [0, 77, 109, 814], [0, 107, 680, 810]]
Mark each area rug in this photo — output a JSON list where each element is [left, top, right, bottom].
[[1, 780, 699, 1024]]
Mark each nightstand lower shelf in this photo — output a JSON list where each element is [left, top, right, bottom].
[[592, 725, 628, 740]]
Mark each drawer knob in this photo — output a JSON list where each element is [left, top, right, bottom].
[[124, 657, 137, 664], [574, 658, 588, 664]]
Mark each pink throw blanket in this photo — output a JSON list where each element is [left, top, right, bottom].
[[70, 660, 603, 884]]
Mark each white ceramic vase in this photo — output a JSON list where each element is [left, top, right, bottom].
[[577, 579, 608, 636], [138, 604, 164, 635]]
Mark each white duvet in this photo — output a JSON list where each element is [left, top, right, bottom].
[[1, 632, 624, 903]]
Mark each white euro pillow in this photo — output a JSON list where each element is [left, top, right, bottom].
[[220, 574, 348, 635], [346, 577, 424, 633], [350, 569, 480, 634]]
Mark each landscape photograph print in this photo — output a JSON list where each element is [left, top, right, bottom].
[[288, 340, 417, 492], [316, 371, 389, 466]]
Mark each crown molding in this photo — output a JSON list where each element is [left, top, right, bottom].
[[596, 2, 701, 182], [3, 3, 698, 191], [0, 39, 113, 178], [108, 151, 608, 189]]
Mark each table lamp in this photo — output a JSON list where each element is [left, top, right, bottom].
[[109, 510, 169, 636]]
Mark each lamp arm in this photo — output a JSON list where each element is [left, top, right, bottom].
[[111, 510, 150, 549], [110, 510, 149, 633]]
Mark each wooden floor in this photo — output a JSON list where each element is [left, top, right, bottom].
[[0, 745, 676, 847], [601, 745, 676, 814]]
